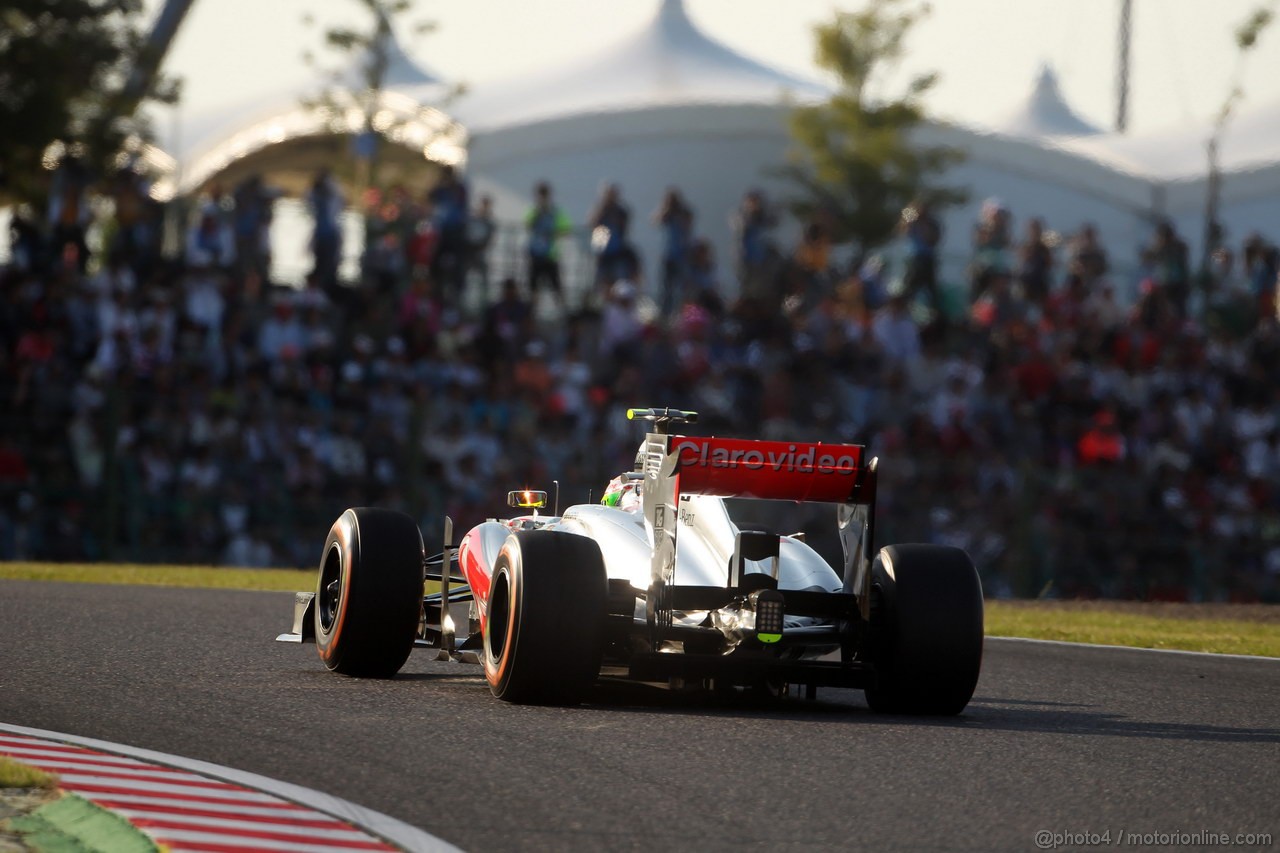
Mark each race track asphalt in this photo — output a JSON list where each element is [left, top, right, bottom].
[[1, 579, 1277, 852]]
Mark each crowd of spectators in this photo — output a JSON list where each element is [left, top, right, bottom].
[[2, 160, 1279, 603]]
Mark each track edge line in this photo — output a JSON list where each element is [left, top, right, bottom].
[[988, 635, 1280, 662]]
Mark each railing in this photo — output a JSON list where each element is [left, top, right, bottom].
[[267, 200, 601, 307], [2, 198, 1149, 312]]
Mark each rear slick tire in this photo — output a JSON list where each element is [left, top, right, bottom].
[[314, 507, 424, 678], [864, 543, 984, 715], [483, 530, 607, 705]]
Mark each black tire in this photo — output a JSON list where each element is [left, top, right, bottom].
[[314, 507, 424, 677], [864, 544, 984, 715], [483, 530, 607, 704]]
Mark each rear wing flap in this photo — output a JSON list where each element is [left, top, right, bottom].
[[663, 435, 871, 503]]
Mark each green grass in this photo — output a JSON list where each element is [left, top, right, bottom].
[[8, 794, 162, 852], [0, 562, 313, 592], [0, 756, 57, 790], [987, 601, 1280, 658], [5, 562, 1279, 658]]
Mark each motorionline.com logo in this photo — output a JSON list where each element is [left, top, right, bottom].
[[1035, 829, 1272, 848]]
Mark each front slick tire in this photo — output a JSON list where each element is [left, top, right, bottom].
[[314, 507, 424, 678], [484, 531, 607, 705], [864, 544, 984, 715]]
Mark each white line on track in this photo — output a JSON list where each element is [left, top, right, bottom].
[[125, 827, 391, 852], [988, 635, 1280, 662], [0, 723, 460, 852]]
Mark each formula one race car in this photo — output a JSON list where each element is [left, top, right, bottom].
[[277, 408, 984, 714]]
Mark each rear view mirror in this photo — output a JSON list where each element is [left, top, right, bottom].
[[508, 490, 548, 509]]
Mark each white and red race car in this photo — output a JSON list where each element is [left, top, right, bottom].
[[278, 408, 984, 714]]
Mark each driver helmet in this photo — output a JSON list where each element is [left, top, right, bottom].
[[601, 474, 642, 511]]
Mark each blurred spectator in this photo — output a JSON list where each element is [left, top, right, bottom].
[[405, 199, 439, 281], [1243, 233, 1278, 317], [872, 292, 921, 366], [427, 165, 470, 300], [308, 168, 345, 288], [8, 207, 45, 273], [184, 271, 226, 334], [108, 165, 159, 279], [466, 194, 496, 296], [0, 435, 31, 491], [599, 280, 643, 361], [525, 181, 572, 309], [968, 197, 1013, 301], [1142, 220, 1191, 318], [1077, 410, 1126, 465], [1016, 217, 1053, 305], [185, 202, 236, 270], [1067, 223, 1109, 285], [399, 274, 441, 341], [89, 251, 138, 299], [654, 187, 694, 317], [732, 189, 776, 297], [589, 182, 634, 287], [481, 278, 532, 364], [363, 189, 411, 295], [232, 174, 279, 280], [971, 268, 1024, 329], [46, 154, 92, 274], [793, 220, 831, 279], [258, 295, 304, 362], [900, 200, 942, 312], [687, 238, 722, 313]]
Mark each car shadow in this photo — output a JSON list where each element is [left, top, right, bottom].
[[579, 680, 1280, 745], [292, 667, 481, 685], [391, 671, 485, 683]]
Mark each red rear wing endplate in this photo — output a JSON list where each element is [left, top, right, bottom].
[[668, 436, 867, 504]]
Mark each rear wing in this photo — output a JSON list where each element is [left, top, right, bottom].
[[662, 436, 869, 503], [639, 431, 878, 625]]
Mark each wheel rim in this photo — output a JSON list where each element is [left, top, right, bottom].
[[318, 543, 343, 633], [486, 569, 511, 662]]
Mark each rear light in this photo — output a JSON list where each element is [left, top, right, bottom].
[[751, 589, 784, 644]]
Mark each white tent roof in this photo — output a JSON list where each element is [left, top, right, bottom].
[[996, 65, 1103, 139], [335, 22, 444, 92], [1058, 95, 1280, 181], [454, 0, 828, 133], [980, 63, 1280, 187], [165, 28, 460, 195]]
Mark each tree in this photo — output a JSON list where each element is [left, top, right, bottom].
[[783, 0, 965, 259], [0, 0, 179, 207], [302, 0, 460, 195], [1202, 5, 1273, 273]]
